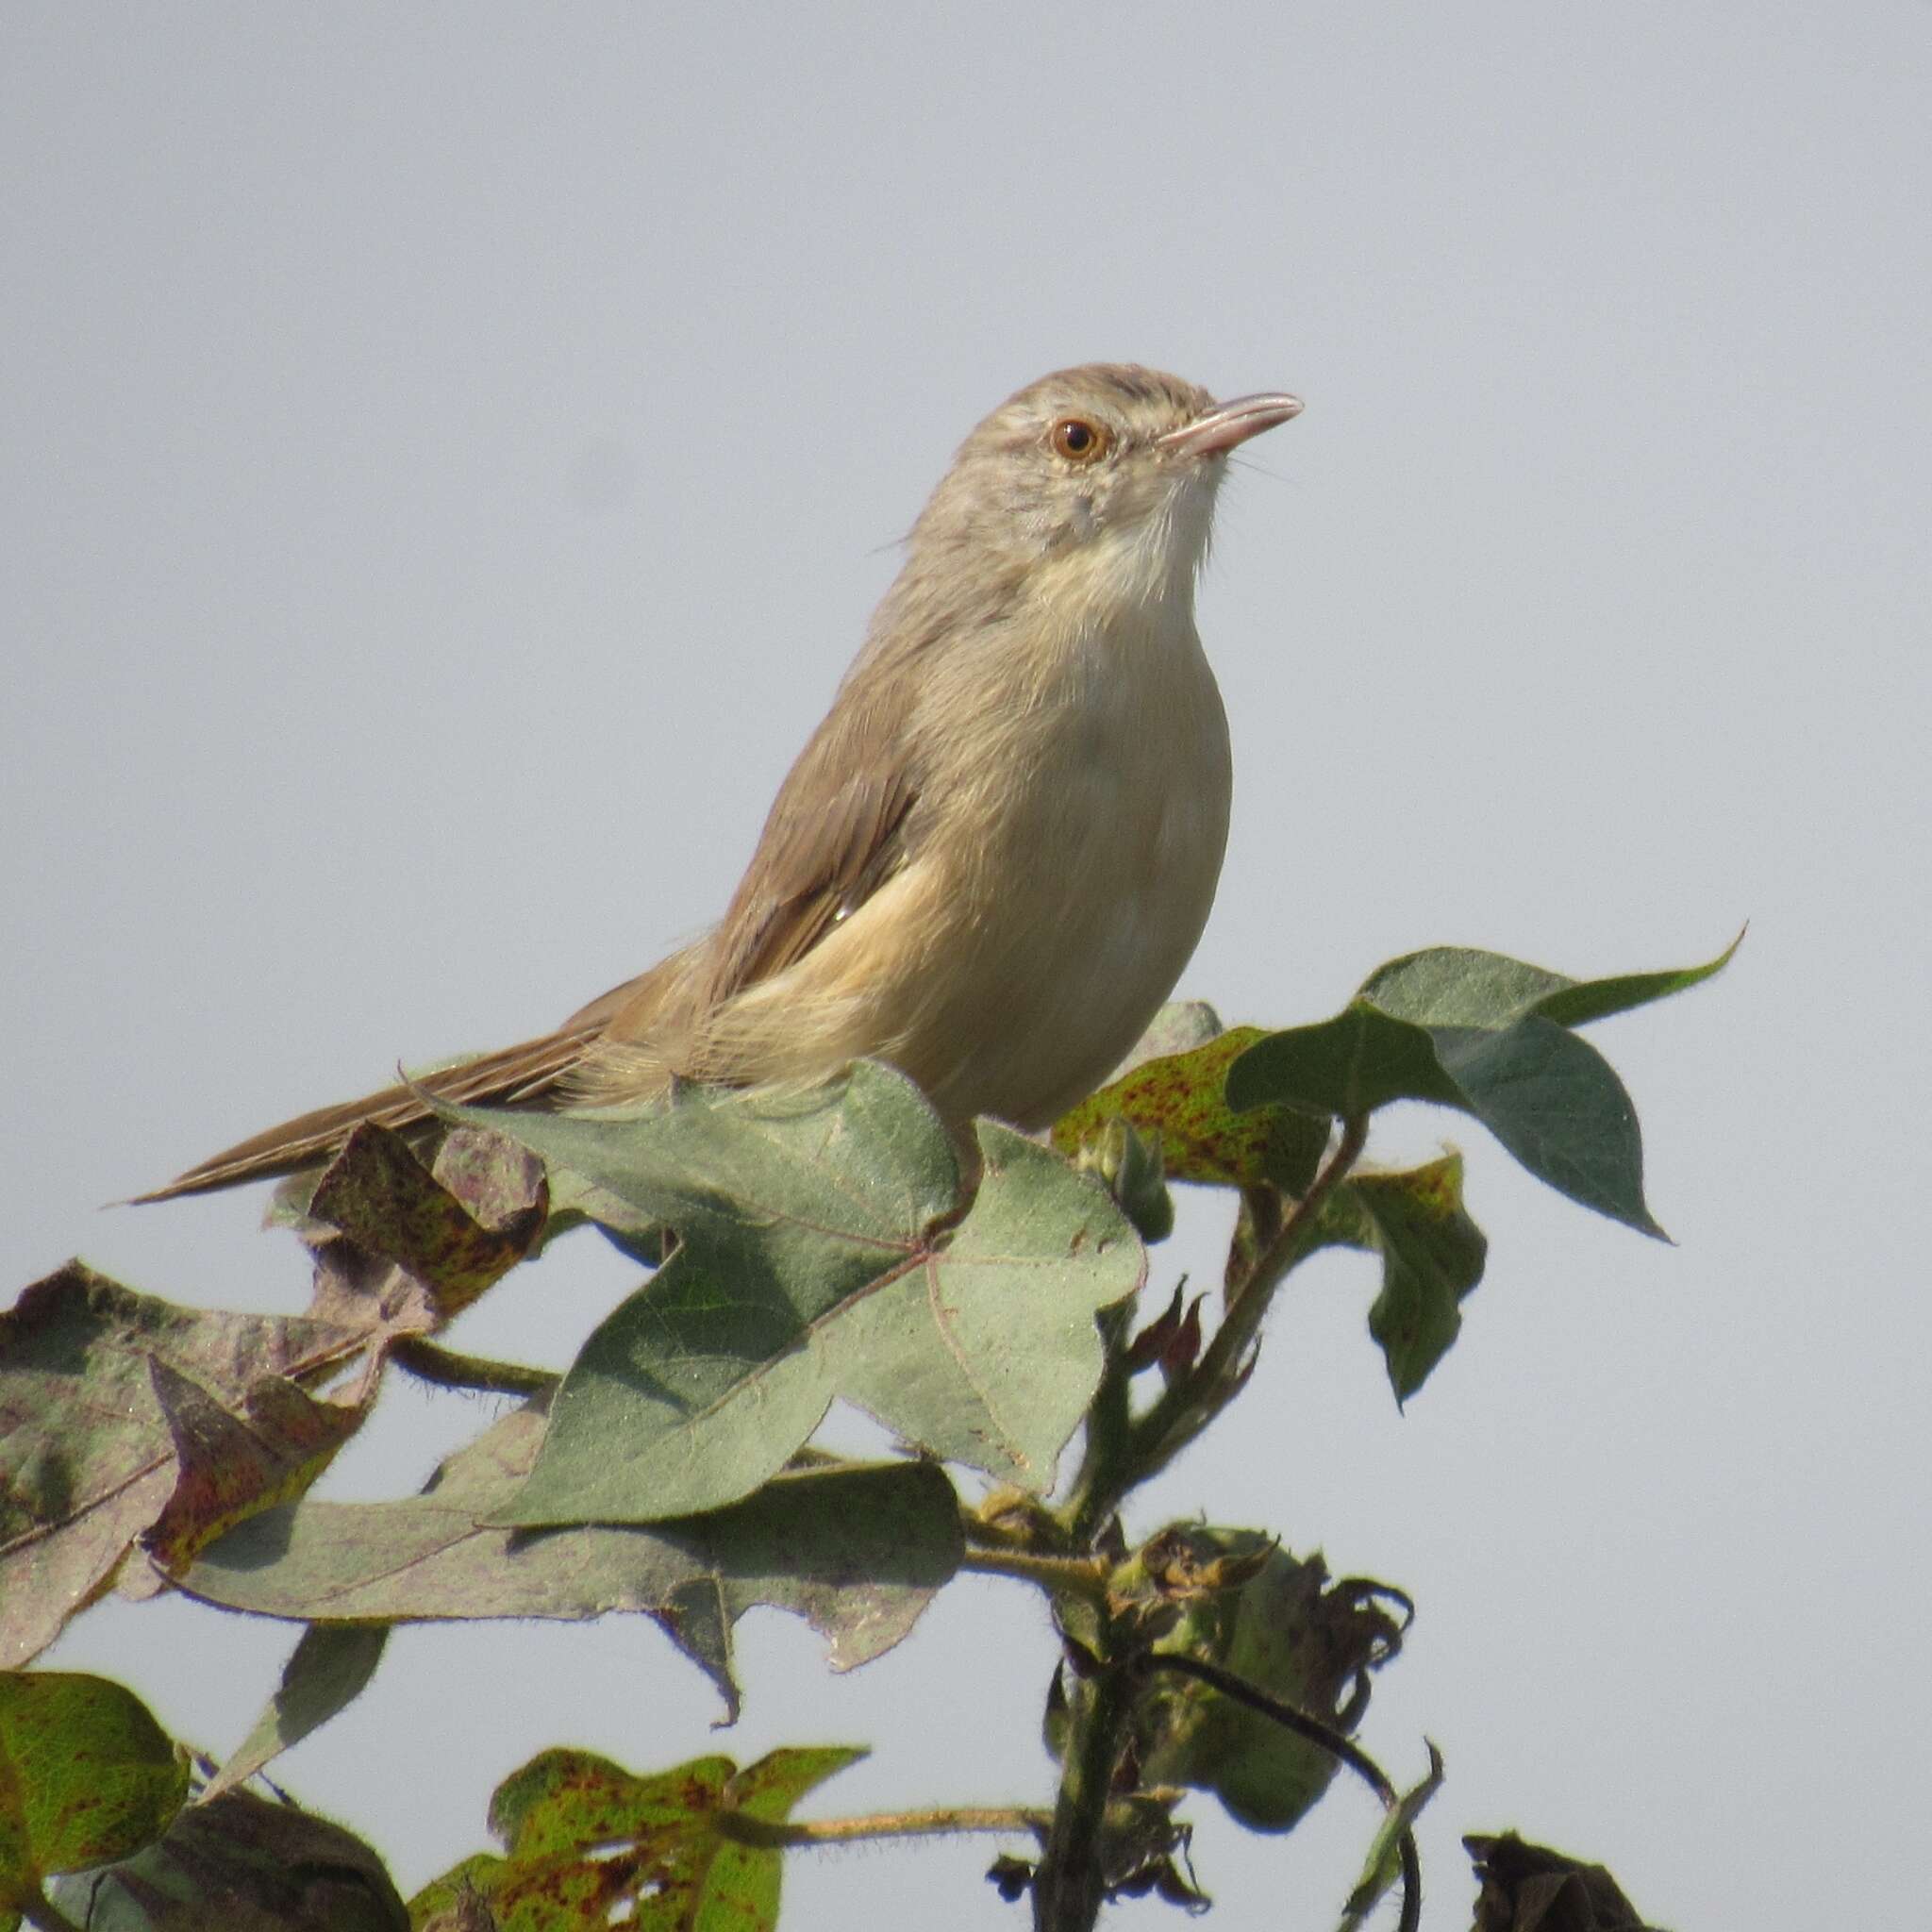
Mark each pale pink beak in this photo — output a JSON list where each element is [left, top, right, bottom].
[[1158, 391, 1304, 458]]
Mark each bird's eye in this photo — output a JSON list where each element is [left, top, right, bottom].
[[1049, 417, 1111, 464]]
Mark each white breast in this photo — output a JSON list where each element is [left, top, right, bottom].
[[904, 589, 1233, 1126]]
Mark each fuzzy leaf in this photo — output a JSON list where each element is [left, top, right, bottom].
[[185, 1403, 960, 1718], [0, 1265, 369, 1667], [206, 1625, 390, 1800], [1358, 932, 1740, 1031], [434, 1064, 1143, 1523]]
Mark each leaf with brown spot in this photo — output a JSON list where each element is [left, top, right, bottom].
[[0, 1670, 188, 1908], [1055, 1026, 1330, 1194], [307, 1123, 547, 1331], [408, 1744, 863, 1932], [0, 1264, 369, 1668], [135, 1357, 366, 1582]]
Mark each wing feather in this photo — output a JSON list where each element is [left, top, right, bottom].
[[146, 663, 927, 1199], [606, 669, 924, 1036], [135, 1022, 602, 1202]]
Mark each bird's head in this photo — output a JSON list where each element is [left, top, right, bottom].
[[908, 364, 1302, 619]]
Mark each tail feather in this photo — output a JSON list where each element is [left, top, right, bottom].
[[134, 1023, 601, 1203]]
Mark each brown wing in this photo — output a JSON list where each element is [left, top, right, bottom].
[[145, 658, 926, 1200], [599, 666, 924, 1041], [711, 770, 919, 999]]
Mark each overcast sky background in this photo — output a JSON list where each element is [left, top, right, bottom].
[[6, 7, 1926, 1927]]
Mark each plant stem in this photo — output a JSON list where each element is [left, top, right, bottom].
[[1160, 1111, 1369, 1432], [1030, 1659, 1134, 1932], [1065, 1114, 1369, 1541], [959, 1548, 1110, 1603], [388, 1337, 558, 1398], [1133, 1652, 1423, 1932], [1135, 1652, 1394, 1803], [720, 1803, 1049, 1850], [1058, 1303, 1136, 1537]]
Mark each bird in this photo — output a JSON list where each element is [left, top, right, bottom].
[[142, 364, 1301, 1202]]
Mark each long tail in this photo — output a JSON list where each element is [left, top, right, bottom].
[[134, 1022, 602, 1203]]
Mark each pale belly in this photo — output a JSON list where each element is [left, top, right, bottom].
[[681, 606, 1234, 1133], [885, 619, 1233, 1128]]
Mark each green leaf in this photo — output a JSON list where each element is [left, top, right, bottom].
[[408, 1744, 862, 1932], [1317, 1157, 1489, 1403], [1054, 1024, 1330, 1193], [434, 1065, 1142, 1523], [1227, 939, 1734, 1233], [206, 1624, 390, 1799], [1432, 1018, 1660, 1235], [185, 1403, 961, 1717], [0, 1672, 188, 1909], [1224, 1005, 1465, 1121], [1355, 948, 1574, 1027], [1337, 1741, 1443, 1932], [1359, 930, 1740, 1031], [47, 1786, 406, 1931], [1123, 1530, 1406, 1834], [0, 1264, 371, 1668]]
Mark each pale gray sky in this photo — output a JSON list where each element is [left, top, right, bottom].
[[6, 6, 1926, 1926]]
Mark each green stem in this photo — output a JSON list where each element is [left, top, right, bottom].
[[1067, 1114, 1369, 1541], [388, 1337, 559, 1398], [1133, 1652, 1422, 1932], [1135, 1653, 1393, 1802], [959, 1547, 1110, 1603], [720, 1803, 1049, 1850], [1057, 1302, 1138, 1548], [1030, 1660, 1134, 1932]]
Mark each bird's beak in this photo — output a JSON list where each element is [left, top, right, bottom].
[[1158, 391, 1304, 458]]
